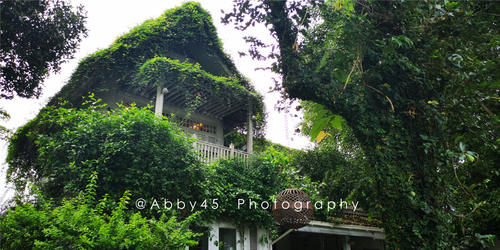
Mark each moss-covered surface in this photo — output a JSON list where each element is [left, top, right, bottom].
[[49, 1, 263, 129]]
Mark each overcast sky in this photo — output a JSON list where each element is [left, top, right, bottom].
[[0, 0, 314, 204]]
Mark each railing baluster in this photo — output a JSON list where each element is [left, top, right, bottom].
[[203, 143, 206, 162]]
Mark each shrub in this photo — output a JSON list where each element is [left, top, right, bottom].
[[7, 99, 204, 206], [202, 147, 325, 228], [0, 173, 200, 249]]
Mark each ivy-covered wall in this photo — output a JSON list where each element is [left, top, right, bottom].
[[49, 1, 263, 131]]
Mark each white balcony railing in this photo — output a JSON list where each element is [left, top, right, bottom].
[[193, 140, 249, 163]]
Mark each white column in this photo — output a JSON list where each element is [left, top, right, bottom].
[[257, 228, 271, 250], [243, 226, 250, 250], [236, 227, 243, 250], [230, 143, 235, 158], [208, 223, 219, 250], [155, 87, 168, 116], [246, 104, 253, 154], [155, 87, 164, 116]]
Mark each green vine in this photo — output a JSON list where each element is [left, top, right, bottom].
[[133, 56, 262, 119], [49, 1, 264, 130]]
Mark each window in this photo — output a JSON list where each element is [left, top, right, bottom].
[[175, 117, 217, 134], [219, 228, 236, 250]]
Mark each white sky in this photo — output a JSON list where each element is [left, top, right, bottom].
[[0, 0, 313, 205]]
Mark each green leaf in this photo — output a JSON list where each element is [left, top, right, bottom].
[[330, 115, 343, 131], [465, 153, 475, 162], [309, 117, 330, 141]]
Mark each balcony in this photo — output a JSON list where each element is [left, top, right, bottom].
[[193, 140, 250, 163]]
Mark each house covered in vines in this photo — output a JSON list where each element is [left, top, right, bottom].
[[10, 2, 387, 250]]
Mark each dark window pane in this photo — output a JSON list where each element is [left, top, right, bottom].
[[190, 230, 208, 250], [219, 228, 236, 250]]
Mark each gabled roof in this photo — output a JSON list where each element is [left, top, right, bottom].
[[50, 2, 263, 128]]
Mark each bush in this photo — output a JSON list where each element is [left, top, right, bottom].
[[0, 173, 199, 249], [202, 147, 325, 228], [7, 99, 204, 206]]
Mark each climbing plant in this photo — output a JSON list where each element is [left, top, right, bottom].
[[50, 2, 263, 132], [134, 56, 262, 119]]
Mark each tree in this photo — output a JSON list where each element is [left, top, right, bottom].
[[224, 0, 499, 248], [0, 0, 87, 99]]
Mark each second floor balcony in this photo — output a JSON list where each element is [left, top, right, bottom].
[[193, 140, 250, 164]]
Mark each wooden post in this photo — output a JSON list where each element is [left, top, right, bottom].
[[246, 104, 253, 154]]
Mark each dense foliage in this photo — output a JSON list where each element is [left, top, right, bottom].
[[295, 101, 375, 209], [293, 138, 371, 206], [224, 0, 499, 248], [7, 102, 324, 230], [0, 173, 199, 249], [7, 98, 204, 206], [203, 147, 324, 228], [0, 0, 87, 99], [6, 1, 498, 248]]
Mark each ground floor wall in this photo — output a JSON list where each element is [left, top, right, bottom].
[[189, 220, 271, 250]]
